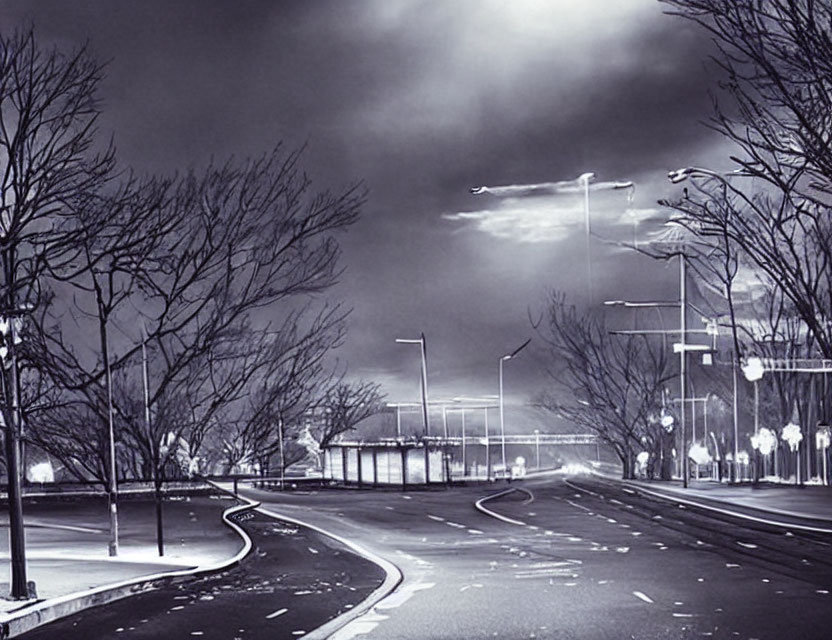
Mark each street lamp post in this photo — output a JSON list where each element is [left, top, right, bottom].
[[396, 334, 430, 436], [499, 339, 531, 479], [470, 174, 633, 304], [580, 172, 595, 303], [604, 280, 699, 488], [667, 166, 753, 484], [534, 429, 540, 469], [743, 357, 765, 482], [1, 309, 29, 598]]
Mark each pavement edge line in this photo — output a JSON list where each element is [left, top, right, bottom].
[[474, 488, 527, 526], [0, 494, 257, 639], [255, 505, 403, 640], [576, 475, 832, 535]]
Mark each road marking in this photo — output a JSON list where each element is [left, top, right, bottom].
[[446, 521, 466, 529], [633, 591, 654, 604], [565, 499, 593, 513], [33, 521, 108, 534], [474, 489, 527, 526], [308, 547, 319, 554], [427, 514, 445, 522], [266, 608, 289, 619], [672, 613, 694, 618], [467, 529, 484, 535], [737, 541, 758, 549], [726, 563, 741, 568]]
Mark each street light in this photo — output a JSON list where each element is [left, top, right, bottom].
[[532, 429, 541, 469], [782, 422, 804, 485], [470, 173, 634, 303], [816, 426, 831, 486], [603, 268, 692, 489], [668, 166, 756, 484], [499, 339, 531, 479], [396, 334, 430, 437]]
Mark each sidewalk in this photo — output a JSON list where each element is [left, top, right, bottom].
[[620, 477, 832, 529], [0, 492, 245, 616]]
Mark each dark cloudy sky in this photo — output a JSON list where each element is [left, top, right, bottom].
[[1, 0, 733, 407]]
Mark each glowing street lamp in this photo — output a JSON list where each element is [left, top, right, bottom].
[[816, 426, 830, 486], [782, 422, 804, 485], [499, 339, 531, 479], [751, 427, 776, 477]]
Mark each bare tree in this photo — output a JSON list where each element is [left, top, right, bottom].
[[0, 28, 115, 596], [220, 304, 347, 476], [309, 380, 386, 465], [538, 293, 676, 479], [662, 0, 832, 358]]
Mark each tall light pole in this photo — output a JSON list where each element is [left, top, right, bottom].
[[499, 339, 531, 478], [469, 174, 634, 304], [668, 166, 754, 483], [605, 290, 703, 488], [534, 429, 540, 469], [396, 334, 430, 436], [580, 172, 595, 303], [1, 307, 29, 598]]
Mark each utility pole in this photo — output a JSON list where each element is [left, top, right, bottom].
[[1, 246, 30, 599]]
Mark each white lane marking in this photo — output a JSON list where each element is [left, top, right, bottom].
[[672, 613, 694, 618], [26, 521, 106, 534], [633, 591, 654, 604], [737, 541, 758, 549], [566, 499, 593, 513], [375, 581, 436, 611], [266, 608, 289, 619], [427, 514, 445, 522], [328, 611, 389, 640], [468, 529, 484, 535], [475, 489, 527, 526], [308, 547, 319, 554], [446, 521, 466, 529], [726, 563, 741, 568]]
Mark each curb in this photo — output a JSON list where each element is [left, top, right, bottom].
[[0, 496, 256, 639], [255, 505, 403, 640]]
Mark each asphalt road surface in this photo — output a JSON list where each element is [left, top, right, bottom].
[[244, 475, 832, 640], [17, 508, 384, 640]]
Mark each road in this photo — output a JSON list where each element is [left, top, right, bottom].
[[15, 508, 384, 639], [244, 475, 832, 639]]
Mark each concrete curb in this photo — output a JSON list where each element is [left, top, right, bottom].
[[255, 505, 403, 640], [0, 497, 256, 639], [474, 487, 528, 526]]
